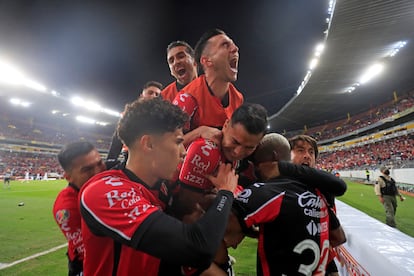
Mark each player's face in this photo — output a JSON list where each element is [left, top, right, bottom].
[[152, 128, 187, 180], [290, 140, 316, 167], [141, 85, 161, 100], [221, 121, 263, 162], [203, 34, 239, 82], [65, 149, 106, 189], [167, 45, 197, 86]]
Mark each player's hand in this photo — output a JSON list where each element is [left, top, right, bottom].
[[198, 126, 222, 145], [400, 195, 405, 202], [206, 163, 238, 193]]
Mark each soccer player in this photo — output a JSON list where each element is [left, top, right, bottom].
[[173, 28, 243, 146], [163, 39, 222, 147], [79, 98, 238, 275], [106, 80, 163, 169], [171, 103, 268, 221], [225, 133, 346, 275], [161, 40, 198, 103], [3, 169, 11, 189], [172, 106, 347, 275], [289, 134, 347, 276], [52, 141, 106, 276]]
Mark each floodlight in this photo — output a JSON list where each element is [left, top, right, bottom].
[[359, 63, 384, 84], [23, 79, 47, 92], [0, 61, 24, 85], [103, 108, 122, 117], [96, 121, 109, 126], [76, 115, 95, 124], [315, 43, 325, 54], [85, 100, 101, 112], [10, 98, 30, 107], [71, 96, 84, 106], [309, 58, 319, 70]]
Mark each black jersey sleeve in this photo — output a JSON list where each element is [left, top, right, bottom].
[[278, 161, 347, 196], [105, 130, 123, 168], [133, 190, 234, 268]]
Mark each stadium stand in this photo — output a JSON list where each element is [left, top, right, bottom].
[[0, 114, 112, 179]]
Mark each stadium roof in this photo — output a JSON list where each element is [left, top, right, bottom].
[[269, 0, 414, 132]]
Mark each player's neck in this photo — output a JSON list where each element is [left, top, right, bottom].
[[205, 75, 230, 100], [125, 158, 158, 188]]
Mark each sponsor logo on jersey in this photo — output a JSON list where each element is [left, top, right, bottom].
[[105, 187, 141, 208], [190, 154, 211, 173], [103, 176, 123, 187], [297, 191, 328, 218], [306, 220, 328, 236], [236, 188, 252, 203], [66, 228, 83, 250], [55, 209, 70, 224]]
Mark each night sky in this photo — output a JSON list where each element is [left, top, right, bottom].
[[0, 0, 328, 117]]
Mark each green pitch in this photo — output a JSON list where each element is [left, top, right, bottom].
[[0, 179, 413, 275]]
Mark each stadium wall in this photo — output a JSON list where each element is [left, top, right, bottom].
[[338, 168, 414, 185], [335, 200, 414, 275]]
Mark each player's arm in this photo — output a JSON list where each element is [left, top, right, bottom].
[[183, 126, 223, 147], [53, 196, 84, 259], [277, 161, 347, 196], [172, 92, 222, 147], [328, 207, 346, 247], [178, 138, 221, 191], [136, 164, 237, 268], [105, 130, 123, 168]]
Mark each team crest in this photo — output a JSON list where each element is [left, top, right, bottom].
[[55, 209, 70, 224]]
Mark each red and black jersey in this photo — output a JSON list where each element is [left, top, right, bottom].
[[80, 168, 234, 276], [53, 184, 84, 263], [79, 170, 164, 275], [178, 137, 245, 194], [161, 81, 181, 103], [172, 75, 243, 132], [233, 179, 330, 276]]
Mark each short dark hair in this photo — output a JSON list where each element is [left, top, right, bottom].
[[58, 141, 96, 171], [117, 97, 189, 147], [142, 81, 163, 92], [194, 28, 226, 73], [230, 103, 268, 135], [167, 40, 195, 57], [253, 133, 291, 165], [289, 135, 319, 158]]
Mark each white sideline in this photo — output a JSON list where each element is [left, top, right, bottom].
[[0, 243, 67, 270]]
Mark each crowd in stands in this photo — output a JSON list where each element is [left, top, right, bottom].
[[0, 117, 112, 150], [0, 150, 62, 179], [0, 116, 112, 178], [318, 134, 414, 170], [287, 91, 414, 142]]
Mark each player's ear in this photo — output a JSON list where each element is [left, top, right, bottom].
[[222, 119, 230, 131], [200, 55, 212, 67], [63, 171, 71, 182], [140, 135, 154, 152]]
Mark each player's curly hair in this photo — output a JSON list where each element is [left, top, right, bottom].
[[117, 97, 188, 148]]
